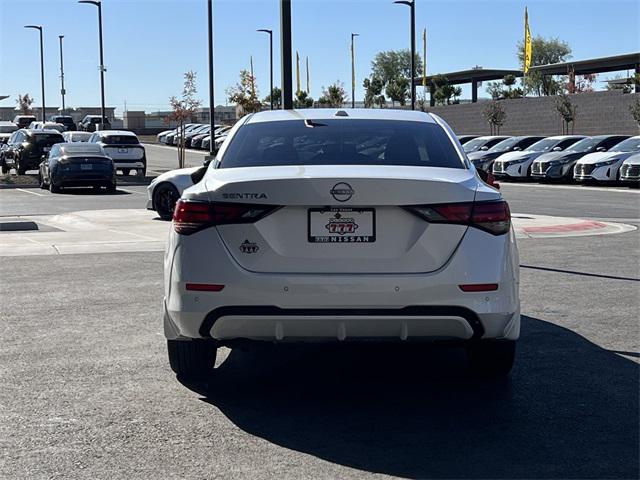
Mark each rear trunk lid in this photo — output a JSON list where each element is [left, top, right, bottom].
[[202, 165, 480, 274]]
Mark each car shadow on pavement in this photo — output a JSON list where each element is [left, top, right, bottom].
[[182, 316, 639, 479], [57, 187, 130, 195]]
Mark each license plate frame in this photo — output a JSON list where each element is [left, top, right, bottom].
[[307, 207, 376, 243]]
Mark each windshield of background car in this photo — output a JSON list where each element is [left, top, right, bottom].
[[526, 138, 564, 152], [101, 135, 139, 145], [565, 137, 601, 153], [0, 125, 17, 133], [611, 137, 640, 152], [462, 137, 491, 152], [488, 137, 522, 153], [219, 119, 464, 169], [33, 133, 64, 148]]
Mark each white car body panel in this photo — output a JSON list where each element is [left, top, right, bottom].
[[164, 109, 520, 344], [146, 166, 200, 209], [574, 151, 632, 182]]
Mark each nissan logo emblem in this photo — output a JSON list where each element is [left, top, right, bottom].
[[330, 182, 354, 202]]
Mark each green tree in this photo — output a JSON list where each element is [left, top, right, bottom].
[[555, 93, 577, 134], [169, 71, 202, 168], [263, 87, 282, 108], [371, 49, 423, 86], [430, 75, 462, 105], [486, 75, 524, 100], [483, 101, 507, 135], [318, 81, 347, 108], [363, 76, 385, 108], [294, 90, 314, 108], [517, 36, 572, 96], [16, 94, 34, 114], [385, 77, 409, 106], [226, 69, 261, 115]]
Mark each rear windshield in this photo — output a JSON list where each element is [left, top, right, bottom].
[[102, 135, 139, 145], [0, 125, 17, 133], [33, 133, 64, 147], [219, 119, 464, 169]]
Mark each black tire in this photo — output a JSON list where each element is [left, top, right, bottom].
[[467, 340, 516, 378], [49, 181, 61, 193], [167, 339, 217, 379], [1, 163, 8, 174], [106, 182, 117, 193], [39, 172, 47, 189], [138, 165, 146, 178], [93, 185, 102, 192], [153, 183, 180, 220]]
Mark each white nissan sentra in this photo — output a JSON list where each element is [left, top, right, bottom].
[[164, 109, 520, 379]]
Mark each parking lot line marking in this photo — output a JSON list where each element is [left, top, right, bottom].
[[117, 187, 145, 195], [16, 188, 47, 197], [500, 182, 639, 194]]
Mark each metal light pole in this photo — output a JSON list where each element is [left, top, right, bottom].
[[79, 0, 107, 129], [394, 0, 416, 110], [59, 35, 66, 114], [24, 25, 45, 121], [351, 33, 359, 108], [257, 29, 274, 110], [207, 0, 215, 157], [280, 0, 293, 110]]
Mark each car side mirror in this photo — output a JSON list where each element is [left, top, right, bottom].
[[596, 146, 606, 152], [552, 146, 562, 152], [480, 146, 489, 151], [512, 146, 522, 151]]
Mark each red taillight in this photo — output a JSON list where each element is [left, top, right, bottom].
[[185, 283, 225, 292], [459, 283, 499, 292], [404, 200, 510, 235], [173, 200, 278, 235], [486, 172, 500, 190]]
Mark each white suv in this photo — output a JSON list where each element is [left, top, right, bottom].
[[164, 109, 520, 379], [88, 130, 146, 176]]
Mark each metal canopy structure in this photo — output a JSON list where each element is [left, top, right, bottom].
[[0, 96, 9, 102], [412, 68, 523, 104], [528, 52, 640, 77]]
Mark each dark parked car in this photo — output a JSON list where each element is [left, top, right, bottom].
[[531, 135, 631, 181], [39, 142, 116, 193], [2, 129, 65, 174], [467, 136, 545, 173], [79, 115, 111, 132], [12, 115, 37, 129], [457, 135, 480, 145], [0, 121, 18, 145], [49, 115, 77, 132]]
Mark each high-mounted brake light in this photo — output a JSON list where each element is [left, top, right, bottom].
[[404, 200, 511, 235], [173, 200, 278, 235]]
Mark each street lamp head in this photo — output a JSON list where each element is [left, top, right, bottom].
[[24, 25, 42, 31], [393, 0, 413, 5], [78, 0, 101, 6], [352, 33, 360, 38], [59, 35, 64, 39], [257, 29, 272, 34]]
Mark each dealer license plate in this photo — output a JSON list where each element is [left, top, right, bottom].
[[308, 208, 375, 243]]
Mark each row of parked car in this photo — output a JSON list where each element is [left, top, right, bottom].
[[7, 114, 111, 133], [457, 134, 640, 185], [157, 123, 232, 152], [0, 125, 146, 192]]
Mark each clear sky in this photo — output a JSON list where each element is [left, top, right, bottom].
[[1, 0, 638, 114]]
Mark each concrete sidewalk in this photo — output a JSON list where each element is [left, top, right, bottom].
[[0, 209, 635, 257]]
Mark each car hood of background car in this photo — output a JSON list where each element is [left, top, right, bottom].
[[467, 150, 501, 162], [534, 151, 580, 164], [495, 151, 539, 163], [622, 154, 640, 166], [576, 151, 632, 165], [152, 166, 202, 186]]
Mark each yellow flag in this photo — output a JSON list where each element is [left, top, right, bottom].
[[306, 57, 310, 94], [422, 28, 427, 86], [296, 51, 301, 95], [524, 7, 532, 74]]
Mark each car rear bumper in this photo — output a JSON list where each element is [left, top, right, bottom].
[[164, 226, 521, 343]]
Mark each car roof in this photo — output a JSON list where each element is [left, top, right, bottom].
[[58, 143, 106, 155], [95, 130, 137, 136], [246, 108, 437, 124], [546, 135, 586, 140], [25, 129, 64, 134]]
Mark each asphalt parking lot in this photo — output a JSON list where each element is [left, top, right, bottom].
[[1, 144, 638, 479]]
